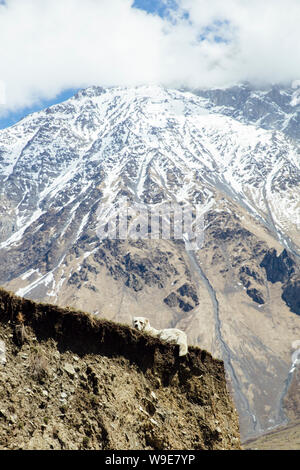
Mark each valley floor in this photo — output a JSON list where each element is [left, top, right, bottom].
[[243, 421, 300, 450]]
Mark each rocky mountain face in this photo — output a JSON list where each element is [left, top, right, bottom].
[[0, 288, 241, 450], [195, 81, 300, 140], [0, 83, 299, 441]]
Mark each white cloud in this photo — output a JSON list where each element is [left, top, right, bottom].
[[0, 0, 299, 114], [173, 0, 300, 87]]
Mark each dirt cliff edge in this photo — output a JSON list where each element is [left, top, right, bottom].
[[0, 287, 241, 450]]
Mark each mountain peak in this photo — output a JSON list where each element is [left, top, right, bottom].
[[0, 81, 299, 441]]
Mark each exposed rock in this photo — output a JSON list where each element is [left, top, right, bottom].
[[260, 249, 295, 284], [177, 283, 199, 304], [282, 276, 300, 316], [63, 363, 76, 378], [246, 288, 265, 305], [240, 266, 264, 284], [260, 249, 300, 315], [0, 340, 6, 365], [163, 293, 194, 312]]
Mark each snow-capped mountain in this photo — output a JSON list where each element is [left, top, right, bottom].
[[195, 82, 300, 139], [0, 83, 299, 440]]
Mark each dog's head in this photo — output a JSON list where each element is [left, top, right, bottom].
[[132, 316, 149, 331]]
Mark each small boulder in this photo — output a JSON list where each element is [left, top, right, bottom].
[[64, 363, 76, 378], [0, 340, 6, 365]]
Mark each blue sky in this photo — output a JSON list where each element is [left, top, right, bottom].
[[133, 0, 178, 17], [0, 89, 79, 129], [0, 0, 168, 130], [133, 0, 168, 16]]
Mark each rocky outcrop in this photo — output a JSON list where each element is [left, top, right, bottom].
[[245, 288, 265, 305], [239, 265, 265, 304], [90, 240, 180, 292], [260, 249, 295, 284], [195, 83, 300, 140], [260, 249, 299, 315], [282, 276, 300, 316], [0, 288, 241, 450], [164, 283, 199, 312]]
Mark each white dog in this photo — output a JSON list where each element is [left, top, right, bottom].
[[132, 316, 188, 356]]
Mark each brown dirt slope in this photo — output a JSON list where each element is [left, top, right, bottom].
[[0, 287, 241, 450], [283, 367, 300, 423], [244, 421, 300, 450]]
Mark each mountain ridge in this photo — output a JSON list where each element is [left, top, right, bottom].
[[0, 83, 299, 440]]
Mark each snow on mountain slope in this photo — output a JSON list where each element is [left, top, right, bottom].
[[195, 82, 300, 140], [0, 84, 300, 440], [0, 85, 299, 254]]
